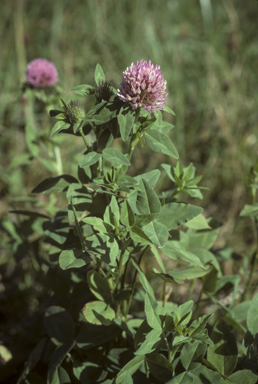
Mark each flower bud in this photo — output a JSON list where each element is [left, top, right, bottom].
[[64, 100, 86, 125], [95, 81, 114, 103]]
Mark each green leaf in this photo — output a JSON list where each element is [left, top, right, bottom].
[[121, 201, 135, 227], [134, 319, 152, 350], [83, 216, 112, 234], [202, 268, 218, 293], [103, 148, 130, 165], [32, 175, 78, 194], [176, 300, 194, 325], [247, 292, 258, 335], [134, 169, 161, 187], [213, 275, 241, 305], [137, 179, 161, 215], [131, 257, 155, 298], [229, 301, 251, 323], [44, 306, 75, 346], [181, 341, 206, 371], [114, 355, 145, 384], [118, 105, 135, 141], [157, 203, 203, 230], [81, 151, 101, 168], [84, 101, 106, 120], [169, 265, 212, 284], [151, 245, 166, 273], [158, 121, 174, 133], [142, 220, 169, 247], [58, 367, 71, 384], [188, 314, 213, 340], [134, 213, 158, 228], [59, 249, 91, 270], [166, 371, 193, 384], [207, 319, 238, 376], [47, 341, 75, 384], [186, 365, 228, 384], [43, 214, 70, 245], [50, 109, 64, 117], [130, 226, 153, 245], [195, 249, 221, 273], [134, 328, 162, 355], [71, 84, 95, 96], [146, 353, 173, 382], [83, 301, 115, 325], [9, 153, 33, 168], [121, 372, 133, 384], [145, 128, 179, 159], [50, 121, 70, 137], [104, 196, 120, 227], [145, 293, 165, 330], [106, 236, 120, 266], [73, 361, 109, 384], [161, 241, 205, 269], [163, 105, 175, 115], [95, 63, 105, 85], [87, 269, 112, 303], [184, 227, 219, 250], [229, 370, 258, 384], [76, 323, 121, 349], [240, 204, 258, 217]]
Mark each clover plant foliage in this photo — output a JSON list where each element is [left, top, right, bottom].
[[4, 61, 258, 384]]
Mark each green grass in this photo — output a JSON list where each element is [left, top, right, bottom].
[[1, 0, 258, 243]]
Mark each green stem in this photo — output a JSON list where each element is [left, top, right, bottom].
[[124, 247, 147, 320], [79, 125, 100, 177], [79, 126, 90, 150], [170, 345, 181, 364], [54, 146, 63, 175], [114, 239, 132, 291], [162, 331, 172, 362], [162, 282, 167, 308]]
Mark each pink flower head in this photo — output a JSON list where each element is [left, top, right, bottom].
[[117, 60, 168, 113], [26, 58, 58, 87]]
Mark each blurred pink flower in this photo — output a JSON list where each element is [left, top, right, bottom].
[[117, 59, 168, 113], [26, 58, 58, 87]]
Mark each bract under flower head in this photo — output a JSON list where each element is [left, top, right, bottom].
[[26, 58, 58, 87], [117, 59, 168, 113], [64, 100, 86, 124]]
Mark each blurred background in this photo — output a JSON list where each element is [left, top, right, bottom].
[[1, 0, 258, 240]]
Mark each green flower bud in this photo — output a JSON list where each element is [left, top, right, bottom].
[[63, 99, 86, 125], [95, 81, 114, 103]]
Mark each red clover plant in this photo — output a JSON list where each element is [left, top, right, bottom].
[[8, 62, 258, 384]]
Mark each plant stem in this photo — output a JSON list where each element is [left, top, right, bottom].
[[79, 126, 90, 150], [162, 282, 167, 308], [124, 247, 147, 320], [114, 239, 131, 291], [162, 331, 172, 362], [54, 146, 63, 175]]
